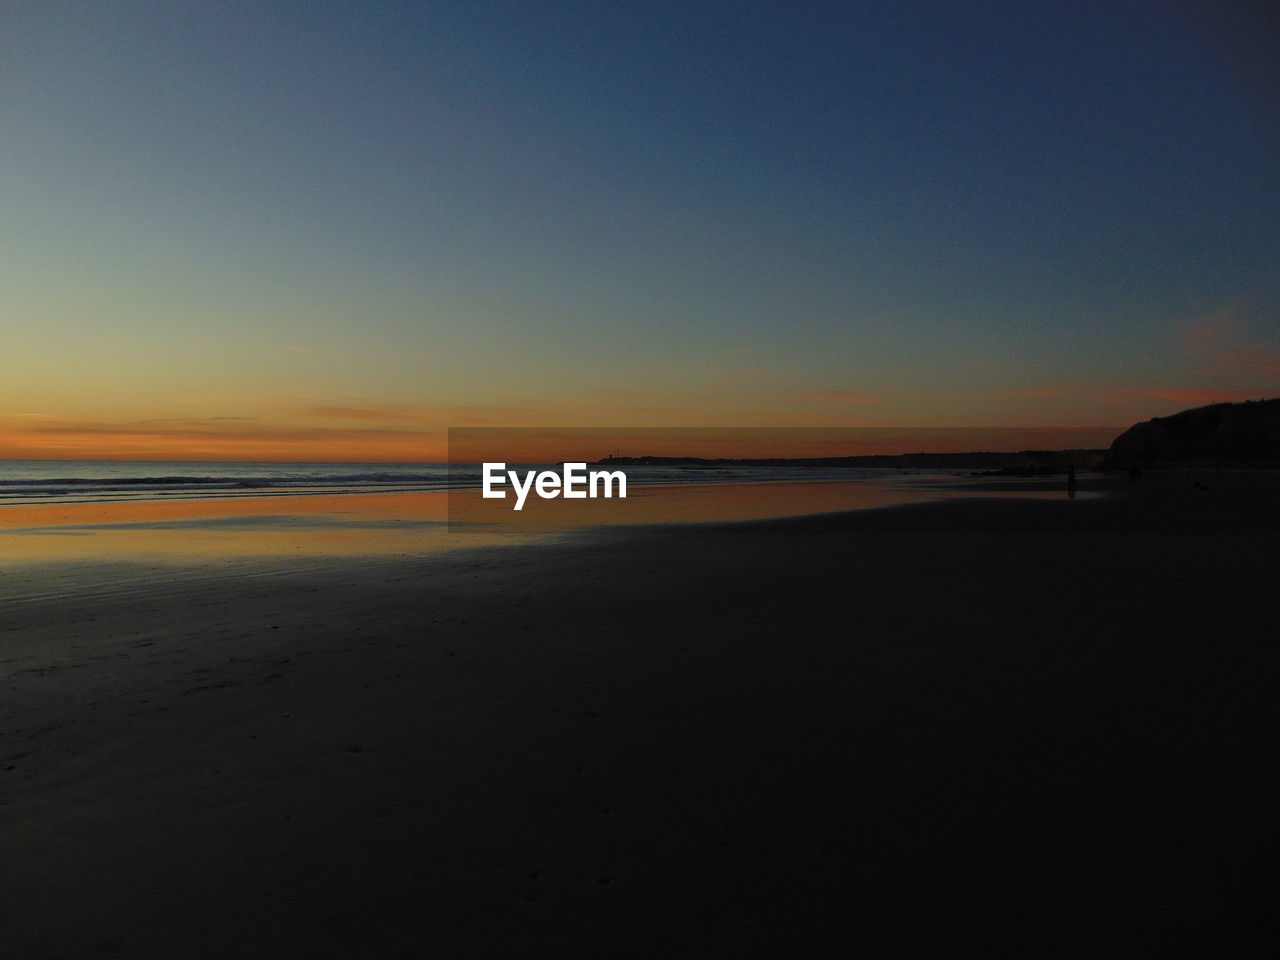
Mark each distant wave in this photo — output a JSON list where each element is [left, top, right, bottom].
[[0, 462, 457, 505], [0, 473, 449, 487]]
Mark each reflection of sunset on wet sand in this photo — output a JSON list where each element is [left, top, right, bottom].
[[0, 477, 1099, 563], [0, 491, 458, 562], [0, 481, 898, 562]]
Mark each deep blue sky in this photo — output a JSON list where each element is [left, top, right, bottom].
[[2, 0, 1277, 456]]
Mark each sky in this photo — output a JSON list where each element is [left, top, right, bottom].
[[2, 0, 1277, 460]]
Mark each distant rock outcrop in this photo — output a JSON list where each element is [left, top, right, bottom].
[[1104, 398, 1280, 467]]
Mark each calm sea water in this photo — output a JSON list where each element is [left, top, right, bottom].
[[0, 460, 945, 506], [0, 460, 452, 504]]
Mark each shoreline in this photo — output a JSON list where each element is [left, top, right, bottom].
[[1, 472, 1277, 956], [2, 467, 1275, 601], [0, 469, 1114, 573]]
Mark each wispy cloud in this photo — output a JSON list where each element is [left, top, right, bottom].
[[303, 403, 549, 426], [305, 405, 427, 422], [132, 417, 260, 426], [1178, 311, 1236, 356], [0, 416, 443, 461], [802, 390, 878, 404], [18, 422, 430, 442], [1177, 309, 1280, 384]]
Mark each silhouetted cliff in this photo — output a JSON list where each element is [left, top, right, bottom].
[[1104, 398, 1280, 467]]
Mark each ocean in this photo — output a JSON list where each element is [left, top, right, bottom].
[[0, 460, 453, 505], [0, 459, 941, 506]]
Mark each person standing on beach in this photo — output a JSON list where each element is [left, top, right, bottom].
[[1067, 465, 1077, 499]]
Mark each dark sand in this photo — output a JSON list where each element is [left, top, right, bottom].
[[2, 470, 1278, 957]]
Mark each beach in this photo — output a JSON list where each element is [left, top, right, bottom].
[[2, 471, 1277, 957]]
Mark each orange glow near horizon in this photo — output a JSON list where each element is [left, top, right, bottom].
[[446, 426, 1125, 464], [0, 426, 446, 463], [5, 384, 1273, 463], [0, 423, 1129, 463]]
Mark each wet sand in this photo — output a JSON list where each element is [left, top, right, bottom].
[[1, 471, 1277, 957]]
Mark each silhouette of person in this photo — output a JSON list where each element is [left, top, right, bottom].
[[1067, 465, 1077, 499]]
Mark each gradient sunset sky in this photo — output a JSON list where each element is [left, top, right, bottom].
[[3, 1, 1277, 460]]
